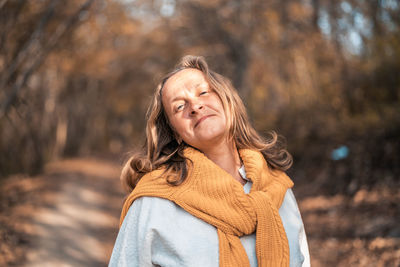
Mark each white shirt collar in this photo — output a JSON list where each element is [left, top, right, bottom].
[[238, 165, 250, 181]]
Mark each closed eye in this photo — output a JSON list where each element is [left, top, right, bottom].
[[199, 91, 208, 96], [176, 104, 185, 111]]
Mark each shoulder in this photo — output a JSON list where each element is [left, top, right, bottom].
[[123, 196, 179, 226], [127, 196, 182, 219], [136, 168, 167, 186], [116, 196, 220, 267], [124, 196, 218, 236], [269, 168, 294, 189], [279, 189, 305, 242], [279, 189, 302, 223], [119, 167, 185, 227], [123, 196, 205, 229], [111, 196, 192, 266]]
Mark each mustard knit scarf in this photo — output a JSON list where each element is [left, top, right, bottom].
[[119, 147, 294, 267]]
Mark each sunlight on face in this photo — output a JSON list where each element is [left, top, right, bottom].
[[161, 68, 228, 151]]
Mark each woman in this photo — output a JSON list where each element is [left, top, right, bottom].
[[109, 55, 310, 267]]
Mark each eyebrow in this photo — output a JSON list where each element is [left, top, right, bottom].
[[170, 82, 205, 103], [171, 96, 184, 103]]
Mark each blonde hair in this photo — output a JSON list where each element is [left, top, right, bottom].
[[121, 55, 292, 192]]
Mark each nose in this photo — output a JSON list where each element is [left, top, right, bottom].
[[189, 102, 203, 116]]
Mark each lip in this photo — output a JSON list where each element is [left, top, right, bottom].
[[195, 115, 213, 128]]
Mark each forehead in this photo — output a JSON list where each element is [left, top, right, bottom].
[[162, 69, 207, 99]]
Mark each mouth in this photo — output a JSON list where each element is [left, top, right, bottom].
[[195, 115, 213, 128]]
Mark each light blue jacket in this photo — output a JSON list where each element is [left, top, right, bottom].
[[109, 166, 310, 267]]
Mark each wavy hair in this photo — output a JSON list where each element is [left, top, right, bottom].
[[121, 55, 292, 192]]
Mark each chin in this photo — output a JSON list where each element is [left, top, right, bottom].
[[195, 129, 227, 144]]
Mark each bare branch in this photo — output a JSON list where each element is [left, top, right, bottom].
[[0, 0, 96, 118], [0, 0, 59, 90]]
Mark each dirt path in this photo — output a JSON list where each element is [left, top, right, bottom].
[[0, 158, 124, 267]]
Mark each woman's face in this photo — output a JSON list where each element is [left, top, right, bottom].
[[161, 68, 228, 151]]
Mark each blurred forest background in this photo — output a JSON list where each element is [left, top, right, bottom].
[[0, 0, 399, 266]]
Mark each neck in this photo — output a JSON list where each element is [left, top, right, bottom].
[[200, 140, 246, 185]]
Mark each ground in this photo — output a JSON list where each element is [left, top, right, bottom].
[[0, 157, 399, 266], [0, 158, 124, 267]]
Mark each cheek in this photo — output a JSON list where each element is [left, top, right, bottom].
[[212, 99, 227, 120], [213, 101, 229, 131], [210, 95, 224, 110], [169, 116, 191, 137]]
